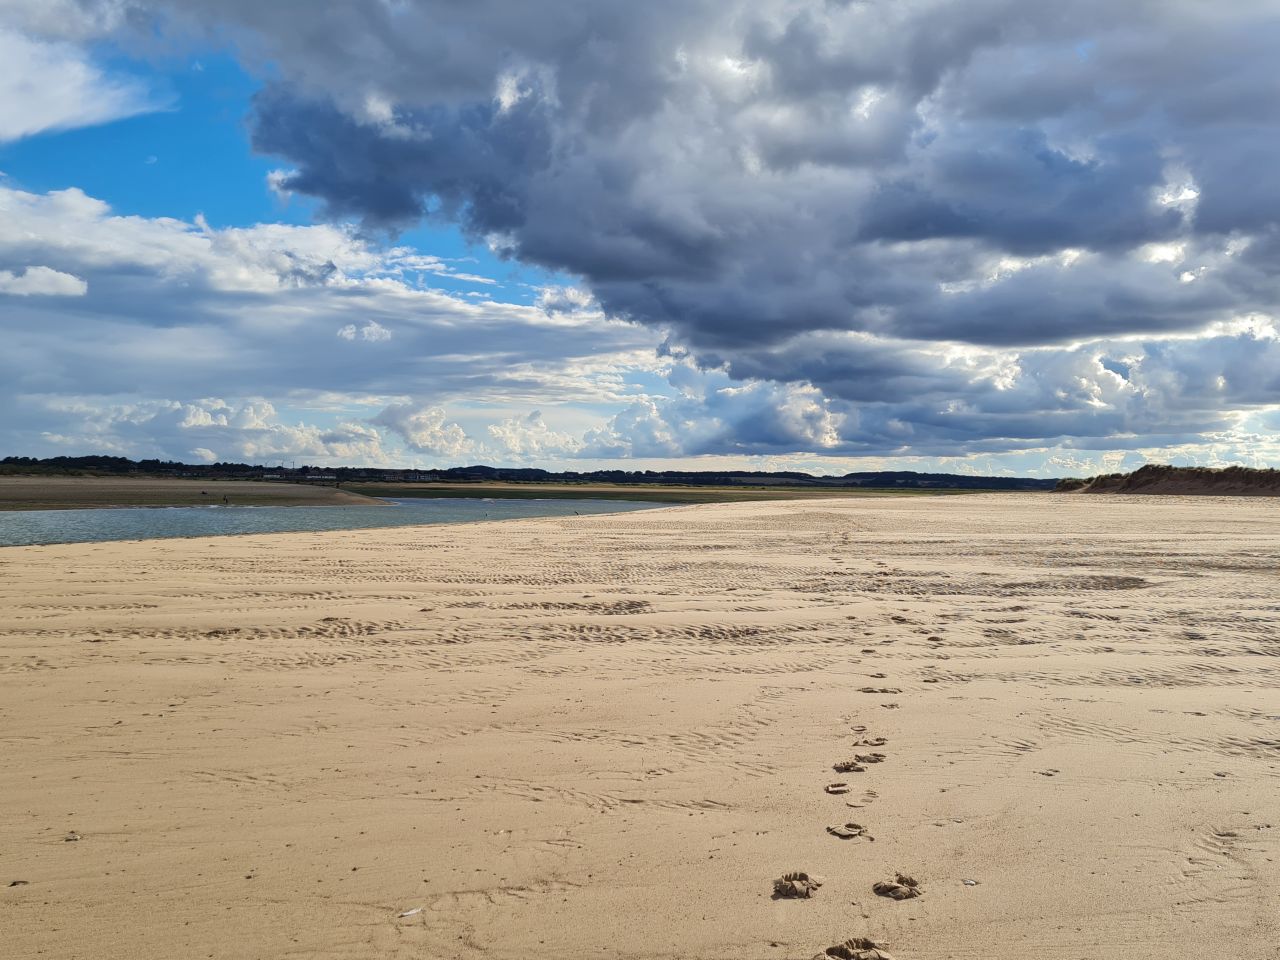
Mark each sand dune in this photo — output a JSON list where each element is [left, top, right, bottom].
[[2, 495, 1278, 959], [1058, 463, 1280, 497]]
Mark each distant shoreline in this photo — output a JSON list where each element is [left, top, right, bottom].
[[0, 475, 997, 511], [0, 476, 387, 512], [344, 481, 981, 504]]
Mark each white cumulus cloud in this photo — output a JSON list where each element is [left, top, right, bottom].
[[337, 320, 392, 342], [0, 265, 86, 296]]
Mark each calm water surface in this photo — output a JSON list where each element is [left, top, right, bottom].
[[0, 497, 664, 547]]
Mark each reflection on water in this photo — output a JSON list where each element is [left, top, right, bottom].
[[0, 497, 663, 547]]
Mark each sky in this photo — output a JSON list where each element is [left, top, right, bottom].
[[2, 1, 1280, 477]]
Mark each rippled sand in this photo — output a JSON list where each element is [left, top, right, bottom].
[[2, 495, 1278, 959]]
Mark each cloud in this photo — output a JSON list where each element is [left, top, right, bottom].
[[107, 0, 1274, 358], [20, 396, 393, 465], [0, 265, 86, 296], [485, 411, 579, 461], [0, 184, 655, 405], [337, 320, 391, 342], [371, 403, 471, 457], [5, 179, 1280, 468], [7, 0, 1280, 472], [0, 0, 130, 40], [0, 27, 162, 142], [41, 0, 1270, 474], [579, 379, 845, 459]]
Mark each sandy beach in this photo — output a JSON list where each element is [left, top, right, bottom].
[[2, 494, 1277, 960]]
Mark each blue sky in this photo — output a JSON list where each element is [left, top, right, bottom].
[[3, 53, 275, 223], [2, 1, 1279, 475], [1, 49, 557, 302]]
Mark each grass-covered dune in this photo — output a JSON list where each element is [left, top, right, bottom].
[[1056, 463, 1280, 496]]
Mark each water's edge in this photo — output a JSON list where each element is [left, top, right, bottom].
[[0, 497, 665, 548]]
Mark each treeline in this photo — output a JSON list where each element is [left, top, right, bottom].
[[1, 455, 316, 477], [1, 455, 1059, 490]]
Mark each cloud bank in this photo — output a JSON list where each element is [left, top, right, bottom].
[[4, 1, 1280, 471]]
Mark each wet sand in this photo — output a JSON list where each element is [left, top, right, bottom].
[[2, 495, 1277, 959]]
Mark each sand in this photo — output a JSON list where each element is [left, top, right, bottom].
[[1, 494, 1277, 960]]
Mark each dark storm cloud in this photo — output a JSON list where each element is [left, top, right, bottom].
[[141, 0, 1279, 362]]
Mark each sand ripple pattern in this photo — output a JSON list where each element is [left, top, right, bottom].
[[3, 495, 1280, 959]]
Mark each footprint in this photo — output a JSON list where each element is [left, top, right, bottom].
[[814, 938, 896, 960], [856, 752, 887, 764], [827, 822, 872, 841], [774, 872, 824, 898], [825, 782, 852, 795], [833, 759, 867, 773], [846, 789, 878, 809], [859, 687, 903, 694], [872, 874, 922, 900], [855, 737, 888, 747]]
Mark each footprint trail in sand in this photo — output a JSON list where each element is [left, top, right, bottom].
[[2, 494, 1279, 959]]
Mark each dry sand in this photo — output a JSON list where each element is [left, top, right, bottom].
[[1, 494, 1277, 959]]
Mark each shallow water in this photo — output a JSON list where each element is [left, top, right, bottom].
[[0, 497, 664, 547]]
